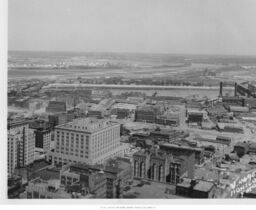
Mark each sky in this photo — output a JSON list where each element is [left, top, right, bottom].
[[8, 0, 256, 55]]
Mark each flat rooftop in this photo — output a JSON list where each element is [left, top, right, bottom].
[[8, 119, 30, 128], [68, 161, 125, 174], [193, 180, 214, 192], [124, 180, 183, 199], [160, 142, 203, 152], [55, 118, 119, 133]]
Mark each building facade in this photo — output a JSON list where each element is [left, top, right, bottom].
[[20, 178, 94, 199], [35, 128, 51, 152], [60, 159, 132, 198], [135, 105, 161, 123], [60, 164, 107, 198], [48, 112, 75, 127], [160, 143, 204, 165], [46, 101, 66, 113], [49, 118, 124, 166], [8, 120, 35, 175], [133, 149, 194, 185], [176, 178, 216, 198]]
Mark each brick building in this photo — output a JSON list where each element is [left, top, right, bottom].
[[176, 178, 216, 198], [160, 142, 204, 165], [133, 149, 194, 185], [135, 105, 161, 123], [46, 101, 66, 113], [60, 159, 132, 198]]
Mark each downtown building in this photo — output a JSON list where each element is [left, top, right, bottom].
[[20, 178, 95, 199], [133, 149, 195, 184], [29, 120, 52, 152], [135, 105, 162, 123], [8, 120, 35, 175], [48, 118, 125, 166], [34, 128, 51, 152], [46, 101, 66, 113], [59, 158, 132, 198], [48, 112, 75, 127]]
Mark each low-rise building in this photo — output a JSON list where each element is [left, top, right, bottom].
[[233, 142, 249, 157], [229, 106, 249, 113], [112, 108, 130, 119], [112, 103, 137, 112], [60, 164, 107, 198], [156, 115, 180, 126], [87, 109, 104, 119], [60, 158, 132, 198], [217, 123, 244, 134], [135, 105, 162, 123], [20, 178, 93, 199], [248, 143, 256, 155], [46, 101, 66, 113], [187, 109, 207, 125], [176, 178, 216, 198], [222, 96, 245, 106], [149, 130, 172, 142]]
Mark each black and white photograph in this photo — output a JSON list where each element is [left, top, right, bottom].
[[2, 0, 256, 206]]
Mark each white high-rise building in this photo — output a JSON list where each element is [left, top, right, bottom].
[[8, 120, 35, 175], [49, 118, 124, 165]]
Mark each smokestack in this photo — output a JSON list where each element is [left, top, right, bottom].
[[219, 82, 223, 97], [234, 83, 237, 97]]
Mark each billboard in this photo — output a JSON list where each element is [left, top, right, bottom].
[[229, 169, 256, 198]]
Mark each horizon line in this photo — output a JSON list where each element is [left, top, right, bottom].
[[7, 49, 256, 58]]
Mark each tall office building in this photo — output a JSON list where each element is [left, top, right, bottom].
[[35, 128, 51, 152], [49, 118, 124, 165], [8, 120, 35, 175]]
